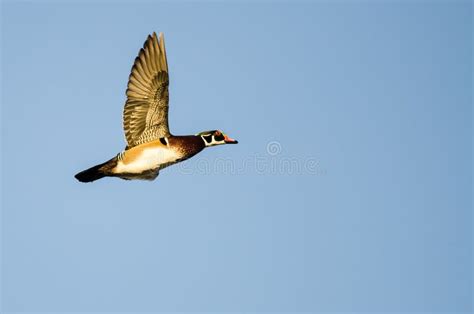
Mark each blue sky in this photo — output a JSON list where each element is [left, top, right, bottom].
[[1, 1, 472, 313]]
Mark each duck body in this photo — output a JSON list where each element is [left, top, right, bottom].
[[113, 135, 205, 180], [76, 136, 205, 182]]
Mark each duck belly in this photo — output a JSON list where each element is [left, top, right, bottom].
[[114, 147, 181, 174]]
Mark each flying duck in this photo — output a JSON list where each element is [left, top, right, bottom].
[[75, 32, 238, 182]]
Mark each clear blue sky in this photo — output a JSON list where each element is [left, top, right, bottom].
[[1, 1, 472, 313]]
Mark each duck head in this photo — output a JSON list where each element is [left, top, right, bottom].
[[197, 130, 238, 147]]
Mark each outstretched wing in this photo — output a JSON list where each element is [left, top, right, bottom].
[[123, 32, 170, 148]]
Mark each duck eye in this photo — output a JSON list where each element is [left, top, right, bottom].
[[214, 133, 224, 141]]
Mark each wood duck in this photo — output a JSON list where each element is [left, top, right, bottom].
[[75, 32, 238, 182]]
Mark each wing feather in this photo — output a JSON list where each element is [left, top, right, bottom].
[[123, 32, 170, 148]]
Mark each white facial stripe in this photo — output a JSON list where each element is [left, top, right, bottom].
[[201, 135, 225, 147]]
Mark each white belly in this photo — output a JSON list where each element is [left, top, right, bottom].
[[115, 147, 181, 174]]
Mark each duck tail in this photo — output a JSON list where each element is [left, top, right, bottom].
[[75, 159, 112, 183]]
